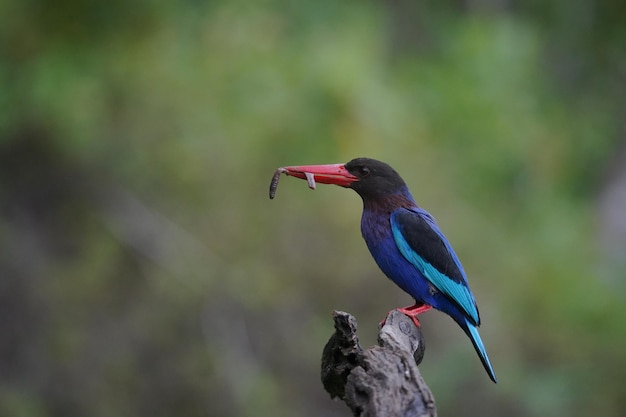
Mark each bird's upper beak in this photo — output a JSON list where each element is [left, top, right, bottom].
[[281, 163, 358, 188]]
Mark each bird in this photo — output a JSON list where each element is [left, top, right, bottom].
[[278, 157, 497, 383]]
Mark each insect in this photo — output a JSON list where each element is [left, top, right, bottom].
[[269, 167, 317, 199], [269, 168, 286, 199]]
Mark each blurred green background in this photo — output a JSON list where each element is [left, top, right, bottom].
[[1, 0, 625, 416]]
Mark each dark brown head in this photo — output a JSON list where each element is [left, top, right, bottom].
[[343, 157, 407, 199]]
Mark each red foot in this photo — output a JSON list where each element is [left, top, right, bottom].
[[398, 304, 432, 327], [381, 303, 432, 327]]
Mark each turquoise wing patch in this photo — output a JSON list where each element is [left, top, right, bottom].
[[391, 210, 480, 324]]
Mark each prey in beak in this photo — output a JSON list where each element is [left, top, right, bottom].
[[269, 163, 358, 199]]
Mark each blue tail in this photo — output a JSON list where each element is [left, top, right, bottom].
[[463, 318, 497, 383]]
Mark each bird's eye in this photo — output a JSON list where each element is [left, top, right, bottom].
[[357, 166, 370, 177]]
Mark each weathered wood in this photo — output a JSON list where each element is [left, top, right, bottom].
[[321, 310, 437, 417]]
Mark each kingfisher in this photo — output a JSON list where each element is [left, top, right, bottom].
[[276, 157, 497, 382]]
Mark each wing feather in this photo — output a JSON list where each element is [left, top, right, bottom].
[[390, 208, 480, 325]]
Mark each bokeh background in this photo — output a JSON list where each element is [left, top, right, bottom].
[[1, 1, 626, 416]]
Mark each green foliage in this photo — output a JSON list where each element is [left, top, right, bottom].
[[1, 1, 625, 416]]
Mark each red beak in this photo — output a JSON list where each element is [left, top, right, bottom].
[[282, 163, 358, 188]]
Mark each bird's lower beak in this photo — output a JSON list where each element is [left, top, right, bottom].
[[282, 163, 358, 188]]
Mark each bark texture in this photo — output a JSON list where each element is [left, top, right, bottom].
[[321, 310, 437, 417]]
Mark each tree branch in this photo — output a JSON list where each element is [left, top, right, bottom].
[[321, 310, 437, 417]]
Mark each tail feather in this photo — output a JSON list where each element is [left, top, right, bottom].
[[464, 319, 497, 383]]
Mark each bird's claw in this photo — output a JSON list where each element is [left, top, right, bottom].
[[381, 304, 432, 328]]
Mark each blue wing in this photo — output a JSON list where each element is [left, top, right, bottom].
[[390, 207, 480, 326]]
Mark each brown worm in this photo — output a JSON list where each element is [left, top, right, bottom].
[[269, 168, 286, 199]]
